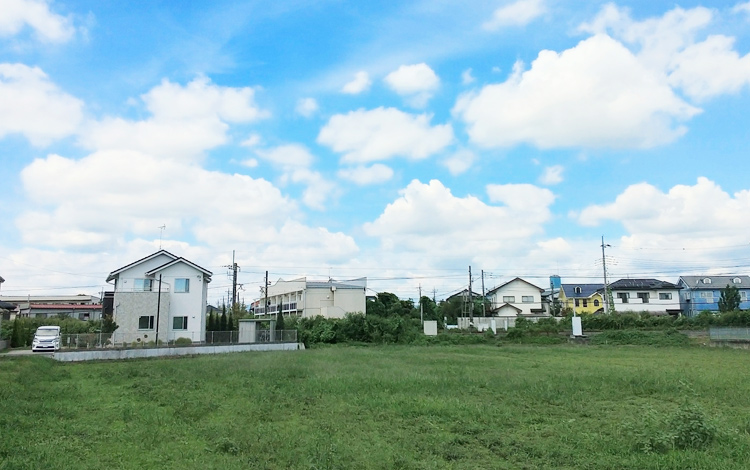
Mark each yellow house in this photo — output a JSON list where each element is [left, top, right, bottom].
[[560, 284, 604, 314]]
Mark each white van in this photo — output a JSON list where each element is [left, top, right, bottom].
[[32, 326, 61, 352]]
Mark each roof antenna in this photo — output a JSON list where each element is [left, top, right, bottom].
[[158, 224, 166, 249]]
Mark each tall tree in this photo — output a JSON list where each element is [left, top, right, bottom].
[[719, 284, 741, 312]]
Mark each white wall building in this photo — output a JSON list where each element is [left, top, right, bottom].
[[253, 277, 366, 319], [608, 278, 682, 315], [486, 277, 549, 318], [106, 250, 212, 344]]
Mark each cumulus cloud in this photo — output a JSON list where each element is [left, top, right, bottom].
[[734, 2, 750, 14], [0, 63, 83, 145], [539, 165, 564, 185], [318, 107, 453, 163], [338, 164, 394, 185], [363, 179, 556, 268], [483, 0, 546, 30], [256, 144, 336, 210], [341, 71, 371, 94], [0, 0, 76, 42], [80, 76, 269, 160], [580, 4, 750, 101], [442, 149, 475, 175], [384, 63, 440, 107], [17, 150, 354, 254], [461, 68, 476, 85], [295, 97, 319, 117], [454, 35, 700, 149]]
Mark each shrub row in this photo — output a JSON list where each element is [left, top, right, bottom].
[[2, 317, 103, 348]]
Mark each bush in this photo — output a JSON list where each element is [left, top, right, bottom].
[[590, 329, 690, 347], [174, 337, 192, 346], [624, 401, 716, 453]]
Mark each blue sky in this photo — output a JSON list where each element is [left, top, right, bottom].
[[2, 0, 750, 305]]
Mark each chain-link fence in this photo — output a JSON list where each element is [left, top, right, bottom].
[[60, 329, 297, 350], [709, 327, 750, 342]]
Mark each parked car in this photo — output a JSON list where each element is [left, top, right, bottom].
[[32, 326, 61, 352]]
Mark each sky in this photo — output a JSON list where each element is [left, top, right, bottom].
[[2, 0, 750, 306]]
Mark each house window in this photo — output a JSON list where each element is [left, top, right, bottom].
[[502, 296, 515, 303], [659, 293, 672, 300], [700, 292, 713, 299], [172, 316, 188, 330], [138, 315, 154, 329], [733, 278, 742, 284], [574, 286, 582, 294], [617, 292, 629, 303], [575, 299, 580, 307], [637, 292, 650, 303], [741, 291, 748, 301], [134, 279, 153, 291], [582, 300, 588, 308], [594, 300, 600, 307], [522, 296, 534, 303], [175, 278, 190, 293], [703, 278, 712, 284]]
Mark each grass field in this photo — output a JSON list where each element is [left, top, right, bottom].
[[2, 344, 750, 469]]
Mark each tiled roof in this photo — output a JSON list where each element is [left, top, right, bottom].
[[608, 278, 679, 290], [679, 275, 750, 289], [560, 284, 603, 298]]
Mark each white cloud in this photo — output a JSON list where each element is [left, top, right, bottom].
[[241, 133, 262, 147], [733, 2, 750, 14], [341, 71, 371, 94], [363, 179, 556, 268], [454, 35, 700, 149], [577, 177, 750, 235], [668, 35, 750, 101], [461, 68, 475, 85], [318, 107, 453, 163], [295, 97, 319, 117], [575, 178, 750, 271], [255, 144, 315, 168], [0, 63, 83, 145], [580, 4, 750, 101], [338, 164, 394, 185], [256, 144, 336, 210], [384, 63, 440, 107], [539, 165, 564, 185], [442, 149, 475, 175], [0, 0, 76, 42], [80, 77, 269, 160], [483, 0, 546, 30]]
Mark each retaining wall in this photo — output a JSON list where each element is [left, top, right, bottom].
[[52, 342, 305, 362]]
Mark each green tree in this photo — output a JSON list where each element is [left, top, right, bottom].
[[227, 312, 234, 331], [718, 284, 741, 312], [220, 304, 228, 331], [276, 309, 285, 331], [207, 312, 216, 332], [101, 313, 119, 334]]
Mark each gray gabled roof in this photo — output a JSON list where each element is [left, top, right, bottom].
[[145, 257, 212, 280], [106, 250, 212, 282], [487, 277, 544, 295], [608, 278, 679, 290], [306, 278, 366, 290], [679, 275, 750, 290], [561, 284, 603, 299]]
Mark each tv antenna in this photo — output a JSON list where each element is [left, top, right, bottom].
[[158, 224, 166, 249]]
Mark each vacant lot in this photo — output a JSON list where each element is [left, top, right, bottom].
[[2, 344, 750, 469]]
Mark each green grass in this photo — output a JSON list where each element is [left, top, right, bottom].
[[2, 344, 750, 469]]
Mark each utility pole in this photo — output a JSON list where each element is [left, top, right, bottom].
[[468, 266, 473, 322], [419, 284, 423, 324], [601, 236, 612, 314], [481, 270, 486, 317], [223, 250, 240, 310], [264, 270, 269, 318]]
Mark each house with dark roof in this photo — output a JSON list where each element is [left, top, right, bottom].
[[559, 284, 604, 314], [252, 277, 366, 319], [678, 275, 750, 316], [608, 278, 682, 315], [106, 250, 212, 344]]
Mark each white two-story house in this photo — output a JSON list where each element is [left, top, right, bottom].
[[106, 250, 212, 344], [486, 278, 549, 328], [608, 278, 682, 315]]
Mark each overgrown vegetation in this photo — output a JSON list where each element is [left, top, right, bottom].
[[1, 317, 104, 348], [2, 345, 750, 469]]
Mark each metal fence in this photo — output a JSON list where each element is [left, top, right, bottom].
[[709, 327, 750, 342], [60, 329, 298, 350]]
